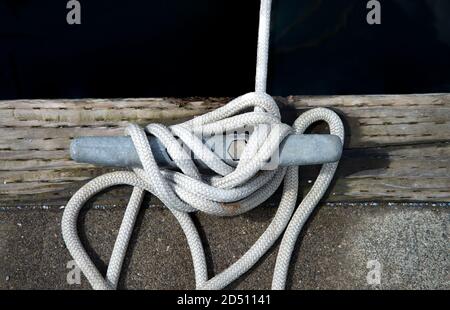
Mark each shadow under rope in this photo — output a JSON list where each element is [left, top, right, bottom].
[[77, 191, 166, 289], [77, 203, 109, 277], [279, 102, 391, 203]]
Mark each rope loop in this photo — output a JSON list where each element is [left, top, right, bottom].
[[61, 0, 344, 290]]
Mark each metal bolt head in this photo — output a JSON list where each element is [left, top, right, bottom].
[[227, 138, 247, 161]]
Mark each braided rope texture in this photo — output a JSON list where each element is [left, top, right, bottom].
[[61, 93, 344, 290], [61, 0, 344, 290]]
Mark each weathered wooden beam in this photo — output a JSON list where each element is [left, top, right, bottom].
[[0, 94, 449, 206]]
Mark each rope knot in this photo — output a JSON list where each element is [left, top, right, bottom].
[[125, 92, 292, 217]]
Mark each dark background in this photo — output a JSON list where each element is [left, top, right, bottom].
[[1, 0, 449, 99]]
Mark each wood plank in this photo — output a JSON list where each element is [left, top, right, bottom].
[[0, 94, 449, 206]]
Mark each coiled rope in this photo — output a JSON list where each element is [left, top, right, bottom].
[[62, 0, 344, 290]]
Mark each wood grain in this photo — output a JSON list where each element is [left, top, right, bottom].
[[0, 94, 449, 206]]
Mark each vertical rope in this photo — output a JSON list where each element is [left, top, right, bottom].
[[255, 0, 272, 93]]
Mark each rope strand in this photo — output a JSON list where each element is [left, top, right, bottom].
[[61, 0, 344, 290]]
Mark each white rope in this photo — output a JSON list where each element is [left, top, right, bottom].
[[61, 0, 344, 290]]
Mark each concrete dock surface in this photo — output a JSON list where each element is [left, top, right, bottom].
[[0, 203, 448, 290]]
